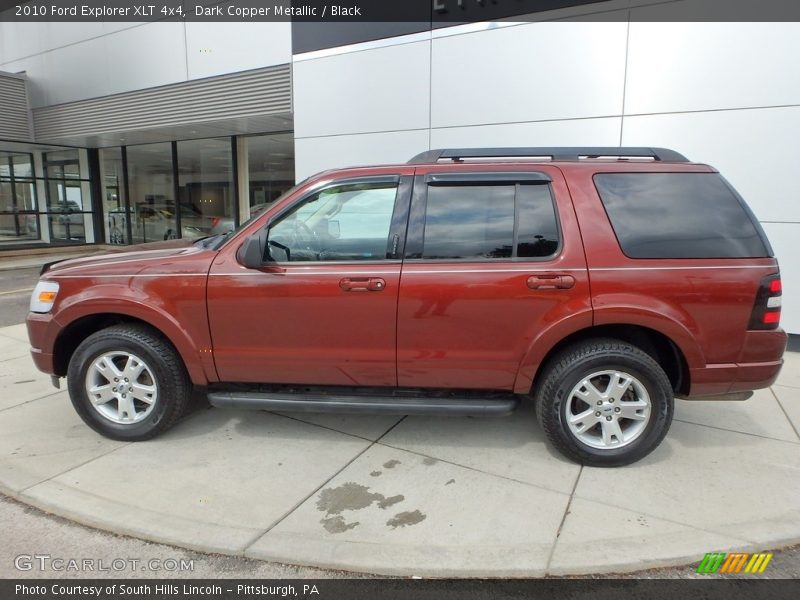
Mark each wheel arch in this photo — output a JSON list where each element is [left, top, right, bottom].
[[52, 311, 209, 385], [519, 324, 692, 397]]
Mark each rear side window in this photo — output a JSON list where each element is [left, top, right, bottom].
[[421, 184, 559, 260], [594, 173, 769, 259]]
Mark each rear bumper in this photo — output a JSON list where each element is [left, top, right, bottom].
[[687, 329, 787, 397], [687, 359, 783, 397]]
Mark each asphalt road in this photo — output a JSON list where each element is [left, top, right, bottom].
[[0, 267, 39, 327]]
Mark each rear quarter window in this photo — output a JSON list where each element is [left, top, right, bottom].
[[593, 173, 770, 259]]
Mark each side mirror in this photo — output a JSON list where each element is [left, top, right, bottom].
[[236, 231, 265, 269]]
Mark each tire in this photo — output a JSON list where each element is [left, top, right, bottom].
[[67, 324, 191, 441], [534, 338, 674, 467]]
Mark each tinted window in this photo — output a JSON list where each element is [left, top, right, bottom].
[[594, 173, 769, 259], [421, 183, 559, 260], [268, 182, 397, 262], [516, 185, 560, 258]]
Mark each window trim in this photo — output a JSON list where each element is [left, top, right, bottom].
[[404, 173, 562, 263]]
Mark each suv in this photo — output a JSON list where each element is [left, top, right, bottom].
[[26, 147, 786, 466]]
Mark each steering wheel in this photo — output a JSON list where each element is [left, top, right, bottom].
[[293, 220, 321, 254]]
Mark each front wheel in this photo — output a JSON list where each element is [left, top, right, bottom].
[[535, 338, 674, 467], [67, 324, 191, 441]]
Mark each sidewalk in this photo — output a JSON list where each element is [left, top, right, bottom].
[[0, 321, 799, 577]]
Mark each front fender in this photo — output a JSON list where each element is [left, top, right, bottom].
[[50, 279, 214, 385]]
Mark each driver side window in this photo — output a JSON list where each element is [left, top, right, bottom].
[[268, 181, 398, 262]]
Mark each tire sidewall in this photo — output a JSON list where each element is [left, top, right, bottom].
[[68, 333, 176, 441], [548, 353, 673, 465]]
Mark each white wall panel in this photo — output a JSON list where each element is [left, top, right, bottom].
[[185, 22, 291, 80], [430, 21, 627, 128], [293, 41, 430, 138], [0, 22, 148, 68], [76, 22, 187, 102], [0, 22, 45, 65], [4, 22, 186, 107], [430, 117, 621, 149], [295, 130, 429, 181], [625, 21, 800, 115], [760, 223, 800, 334], [622, 107, 800, 224]]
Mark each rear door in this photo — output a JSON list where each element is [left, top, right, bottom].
[[397, 166, 590, 391]]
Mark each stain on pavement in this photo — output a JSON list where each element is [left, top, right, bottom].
[[387, 510, 427, 529], [320, 515, 359, 533], [377, 494, 404, 509], [316, 482, 385, 515]]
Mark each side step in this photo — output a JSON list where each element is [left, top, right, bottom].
[[207, 390, 519, 417]]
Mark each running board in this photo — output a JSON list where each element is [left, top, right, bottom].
[[207, 391, 519, 417]]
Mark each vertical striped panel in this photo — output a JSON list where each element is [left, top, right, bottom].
[[0, 72, 33, 141]]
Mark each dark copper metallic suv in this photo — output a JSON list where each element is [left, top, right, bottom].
[[26, 147, 787, 466]]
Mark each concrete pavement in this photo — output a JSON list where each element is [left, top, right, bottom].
[[0, 321, 799, 577]]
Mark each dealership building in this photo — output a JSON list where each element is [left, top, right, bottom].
[[0, 1, 799, 330]]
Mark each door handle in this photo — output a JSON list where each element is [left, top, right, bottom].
[[526, 274, 576, 290], [339, 277, 386, 292]]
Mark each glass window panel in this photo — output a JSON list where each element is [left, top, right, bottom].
[[177, 138, 234, 237], [100, 148, 128, 245], [246, 133, 295, 211], [126, 143, 177, 243], [423, 185, 515, 260], [268, 182, 397, 262], [12, 154, 33, 178], [594, 173, 768, 259], [516, 185, 559, 258], [45, 150, 82, 179]]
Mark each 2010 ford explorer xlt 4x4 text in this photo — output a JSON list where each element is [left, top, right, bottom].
[[26, 147, 787, 466]]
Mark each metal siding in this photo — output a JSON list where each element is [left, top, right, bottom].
[[0, 73, 33, 141], [32, 64, 291, 142]]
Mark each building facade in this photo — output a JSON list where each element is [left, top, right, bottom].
[[1, 1, 799, 330]]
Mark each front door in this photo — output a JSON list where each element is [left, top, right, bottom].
[[207, 173, 412, 387]]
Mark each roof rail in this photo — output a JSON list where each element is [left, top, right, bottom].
[[407, 147, 689, 164]]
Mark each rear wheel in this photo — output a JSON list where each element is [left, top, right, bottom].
[[67, 324, 191, 441], [535, 338, 673, 467]]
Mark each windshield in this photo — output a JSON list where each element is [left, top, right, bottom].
[[199, 182, 305, 251]]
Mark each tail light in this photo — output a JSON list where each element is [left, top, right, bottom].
[[748, 274, 782, 330]]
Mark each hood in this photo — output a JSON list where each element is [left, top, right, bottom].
[[43, 238, 207, 276]]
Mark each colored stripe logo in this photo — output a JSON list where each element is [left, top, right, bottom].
[[697, 552, 773, 574]]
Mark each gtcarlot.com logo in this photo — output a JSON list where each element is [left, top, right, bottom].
[[697, 552, 773, 574], [14, 554, 194, 573]]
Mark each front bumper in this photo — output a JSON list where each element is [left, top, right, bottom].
[[26, 311, 57, 376]]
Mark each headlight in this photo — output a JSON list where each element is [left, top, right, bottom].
[[30, 280, 60, 313]]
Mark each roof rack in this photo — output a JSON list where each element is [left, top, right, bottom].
[[407, 147, 689, 164]]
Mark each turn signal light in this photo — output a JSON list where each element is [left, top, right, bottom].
[[30, 280, 60, 314]]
